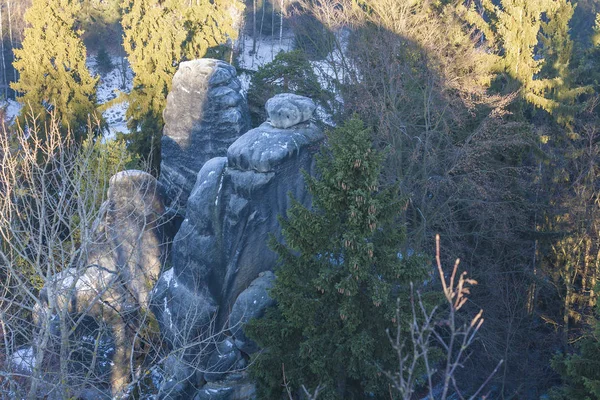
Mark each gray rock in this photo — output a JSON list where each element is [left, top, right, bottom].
[[151, 267, 217, 352], [227, 121, 323, 173], [204, 338, 242, 382], [229, 272, 276, 354], [151, 95, 324, 400], [170, 119, 323, 323], [160, 59, 250, 209], [158, 354, 197, 400], [194, 379, 256, 400], [265, 93, 316, 129], [153, 94, 323, 399]]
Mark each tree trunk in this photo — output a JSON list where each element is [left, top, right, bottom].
[[6, 0, 15, 97], [252, 0, 257, 54], [279, 0, 284, 46], [0, 3, 8, 99]]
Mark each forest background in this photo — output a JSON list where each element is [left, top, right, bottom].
[[0, 0, 599, 398]]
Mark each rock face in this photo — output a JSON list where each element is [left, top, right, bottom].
[[156, 118, 322, 329], [152, 94, 322, 399], [160, 59, 250, 209], [229, 272, 276, 355], [36, 170, 171, 398]]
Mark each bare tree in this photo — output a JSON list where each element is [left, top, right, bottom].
[[0, 110, 164, 399]]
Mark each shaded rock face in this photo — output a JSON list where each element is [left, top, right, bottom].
[[152, 92, 321, 399], [153, 110, 320, 399], [36, 170, 172, 397], [160, 59, 250, 209], [229, 272, 275, 355], [159, 119, 322, 328]]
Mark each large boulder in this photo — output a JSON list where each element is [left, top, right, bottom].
[[160, 59, 250, 209], [204, 337, 242, 383], [265, 93, 316, 129], [165, 118, 322, 323]]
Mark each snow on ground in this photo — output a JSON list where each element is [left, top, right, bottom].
[[1, 98, 22, 125], [237, 32, 295, 72], [235, 32, 295, 96], [10, 346, 35, 374], [234, 29, 349, 126], [87, 55, 134, 141]]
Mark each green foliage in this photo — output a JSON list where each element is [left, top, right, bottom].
[[246, 118, 427, 399], [95, 46, 114, 75], [11, 0, 99, 141], [550, 298, 600, 400], [461, 0, 588, 123], [80, 136, 139, 208], [120, 0, 242, 173], [247, 50, 331, 126], [79, 0, 122, 51]]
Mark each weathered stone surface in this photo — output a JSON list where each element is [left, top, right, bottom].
[[229, 272, 275, 354], [265, 93, 316, 129], [160, 59, 250, 209], [41, 171, 169, 313], [151, 268, 217, 351], [227, 121, 323, 173], [169, 120, 323, 325], [157, 354, 198, 400], [153, 94, 323, 399], [204, 338, 242, 382], [36, 170, 172, 397], [193, 378, 256, 400]]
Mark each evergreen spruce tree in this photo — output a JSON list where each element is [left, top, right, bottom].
[[246, 118, 427, 399], [12, 0, 98, 141], [462, 0, 585, 119], [95, 46, 114, 75], [247, 50, 331, 127], [550, 296, 600, 399], [120, 0, 241, 172]]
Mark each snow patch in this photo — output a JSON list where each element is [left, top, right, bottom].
[[1, 99, 22, 124], [162, 268, 174, 286], [11, 347, 35, 373], [215, 172, 224, 207], [87, 54, 134, 141]]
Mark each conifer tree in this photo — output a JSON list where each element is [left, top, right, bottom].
[[120, 0, 241, 172], [12, 0, 98, 141], [247, 50, 331, 126], [462, 0, 585, 118], [246, 118, 427, 399], [550, 297, 600, 399]]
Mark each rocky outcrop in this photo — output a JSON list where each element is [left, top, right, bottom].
[[36, 170, 171, 398], [152, 94, 321, 399], [160, 59, 250, 209]]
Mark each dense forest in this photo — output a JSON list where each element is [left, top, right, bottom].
[[0, 0, 599, 399]]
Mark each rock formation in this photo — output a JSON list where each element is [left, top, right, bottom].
[[160, 59, 250, 210], [152, 93, 323, 399], [36, 170, 171, 398]]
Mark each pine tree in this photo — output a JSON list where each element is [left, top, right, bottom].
[[120, 0, 241, 173], [550, 297, 600, 399], [246, 118, 427, 399], [11, 0, 98, 141], [462, 0, 585, 119], [247, 50, 331, 126]]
